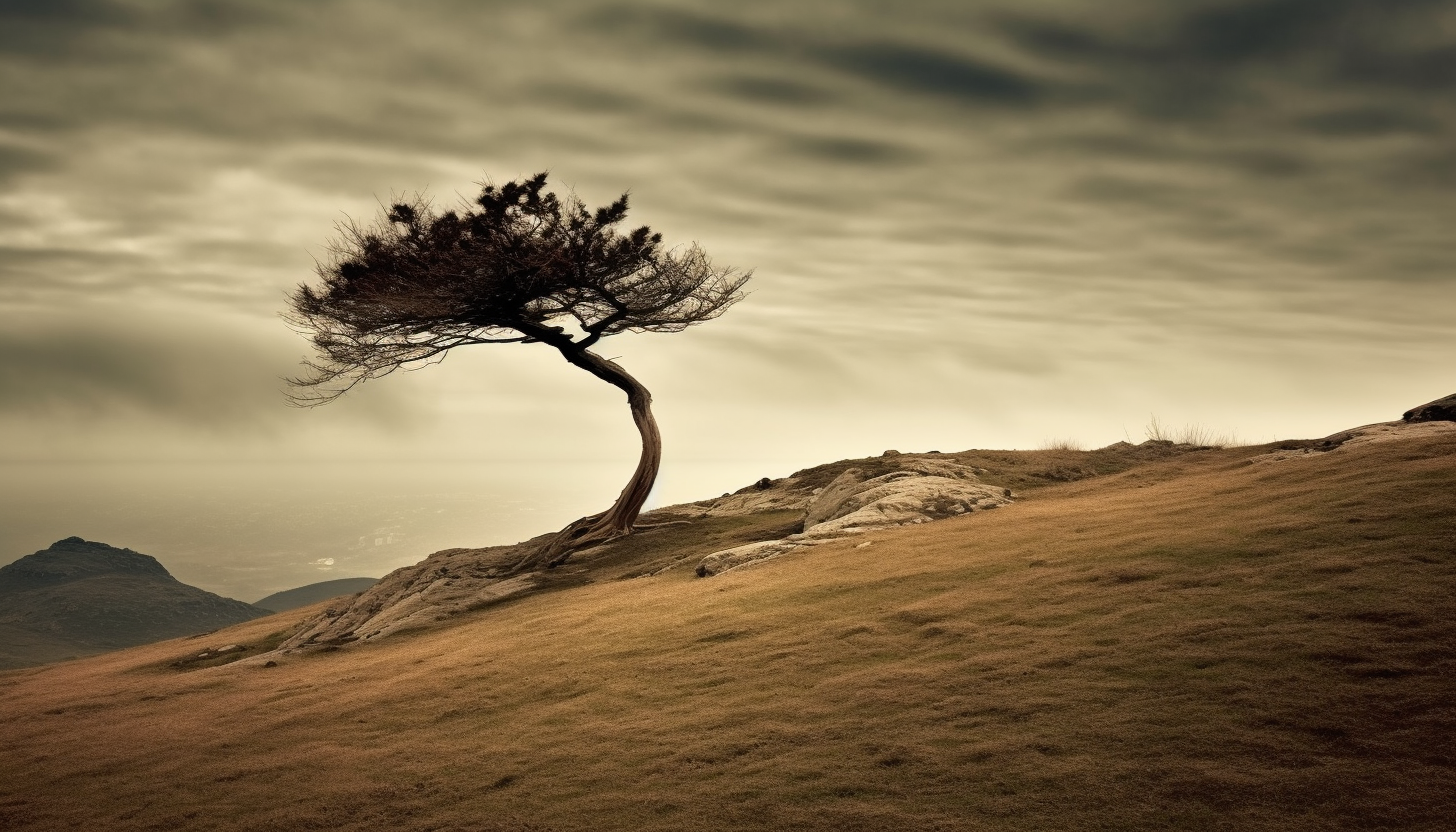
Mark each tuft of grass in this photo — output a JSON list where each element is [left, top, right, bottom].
[[1145, 414, 1243, 448], [1039, 437, 1085, 451], [1145, 413, 1170, 442]]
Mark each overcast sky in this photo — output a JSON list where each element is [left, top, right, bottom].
[[2, 0, 1454, 586]]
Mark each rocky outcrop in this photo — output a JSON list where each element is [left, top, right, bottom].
[[690, 479, 813, 517], [695, 459, 1013, 577], [800, 468, 871, 529], [797, 461, 1009, 535], [1247, 397, 1456, 465], [696, 539, 808, 578], [1404, 393, 1456, 423], [1249, 417, 1456, 464], [274, 540, 544, 651], [267, 458, 1018, 653]]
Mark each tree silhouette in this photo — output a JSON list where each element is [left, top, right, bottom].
[[285, 173, 750, 570]]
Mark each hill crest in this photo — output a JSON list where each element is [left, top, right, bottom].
[[254, 577, 379, 613], [0, 537, 173, 594], [0, 537, 267, 669], [266, 416, 1456, 657], [2, 408, 1453, 831]]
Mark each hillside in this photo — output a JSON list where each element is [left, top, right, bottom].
[[0, 420, 1453, 831], [0, 538, 267, 669], [254, 577, 379, 613]]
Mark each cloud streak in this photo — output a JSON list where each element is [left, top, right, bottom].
[[0, 0, 1451, 464], [0, 305, 298, 425]]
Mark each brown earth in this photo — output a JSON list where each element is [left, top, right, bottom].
[[270, 440, 1221, 649], [1, 426, 1453, 831]]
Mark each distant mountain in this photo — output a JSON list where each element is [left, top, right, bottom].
[[253, 577, 378, 613], [0, 537, 268, 669]]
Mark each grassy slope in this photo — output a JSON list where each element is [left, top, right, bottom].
[[1, 434, 1453, 831], [0, 574, 268, 669]]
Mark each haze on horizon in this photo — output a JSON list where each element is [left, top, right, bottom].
[[2, 0, 1453, 599]]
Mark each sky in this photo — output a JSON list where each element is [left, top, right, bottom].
[[2, 0, 1453, 597]]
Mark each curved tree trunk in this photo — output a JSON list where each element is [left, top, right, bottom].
[[511, 346, 662, 572]]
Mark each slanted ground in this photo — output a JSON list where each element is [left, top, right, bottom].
[[1, 427, 1454, 831], [269, 441, 1224, 649]]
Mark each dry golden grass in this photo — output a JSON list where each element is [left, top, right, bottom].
[[2, 433, 1454, 831]]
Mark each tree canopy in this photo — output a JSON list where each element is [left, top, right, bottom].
[[286, 172, 751, 568], [287, 172, 747, 404]]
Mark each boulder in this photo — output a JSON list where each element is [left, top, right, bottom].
[[1404, 394, 1456, 423], [801, 468, 867, 530], [696, 458, 1013, 578], [695, 540, 806, 578], [274, 541, 543, 651], [797, 473, 1010, 539], [898, 458, 985, 480]]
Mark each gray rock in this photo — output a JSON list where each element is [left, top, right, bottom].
[[801, 468, 867, 531], [799, 473, 1010, 539], [697, 458, 1014, 578], [695, 540, 806, 577], [274, 540, 545, 652], [898, 458, 983, 481]]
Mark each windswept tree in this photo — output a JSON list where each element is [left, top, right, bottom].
[[285, 173, 750, 571]]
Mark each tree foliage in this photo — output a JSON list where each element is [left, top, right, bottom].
[[287, 172, 748, 403], [285, 172, 750, 568]]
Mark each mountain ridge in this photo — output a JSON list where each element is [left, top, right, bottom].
[[0, 536, 172, 593], [254, 577, 379, 613], [0, 537, 267, 669]]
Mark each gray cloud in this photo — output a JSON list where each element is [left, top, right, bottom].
[[710, 75, 836, 106], [999, 0, 1456, 106], [0, 0, 1452, 463], [1168, 0, 1389, 64], [0, 0, 131, 57], [781, 134, 920, 165], [0, 141, 56, 185], [1297, 106, 1444, 137], [0, 301, 436, 458], [0, 0, 297, 55], [585, 6, 1048, 106], [815, 42, 1044, 106], [584, 6, 772, 53], [0, 309, 292, 425]]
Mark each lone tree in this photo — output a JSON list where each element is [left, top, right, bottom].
[[285, 173, 750, 571]]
